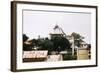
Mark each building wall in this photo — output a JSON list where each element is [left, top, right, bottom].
[[77, 48, 90, 60]]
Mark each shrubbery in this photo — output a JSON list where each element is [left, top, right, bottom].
[[63, 52, 77, 60]]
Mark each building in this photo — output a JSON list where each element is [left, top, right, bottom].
[[50, 25, 65, 39], [77, 42, 91, 60]]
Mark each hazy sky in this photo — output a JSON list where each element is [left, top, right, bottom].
[[23, 10, 91, 44]]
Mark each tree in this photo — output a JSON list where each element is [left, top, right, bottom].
[[51, 35, 71, 52], [31, 39, 39, 47], [59, 37, 71, 51], [39, 38, 53, 51], [23, 34, 29, 42], [23, 34, 32, 51], [71, 32, 84, 47]]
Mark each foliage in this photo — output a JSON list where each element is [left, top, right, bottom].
[[60, 37, 71, 50], [51, 35, 71, 52], [23, 34, 33, 51], [40, 38, 54, 51], [23, 34, 28, 51], [23, 43, 33, 51], [23, 34, 29, 42], [63, 53, 77, 60], [23, 34, 71, 52], [31, 39, 39, 48], [71, 32, 84, 47]]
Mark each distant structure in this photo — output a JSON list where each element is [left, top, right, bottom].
[[50, 25, 66, 39]]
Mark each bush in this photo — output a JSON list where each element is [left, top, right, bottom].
[[63, 53, 77, 60]]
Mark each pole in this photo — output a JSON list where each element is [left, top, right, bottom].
[[72, 36, 74, 56]]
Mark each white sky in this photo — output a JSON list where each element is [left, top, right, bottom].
[[23, 10, 91, 44]]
